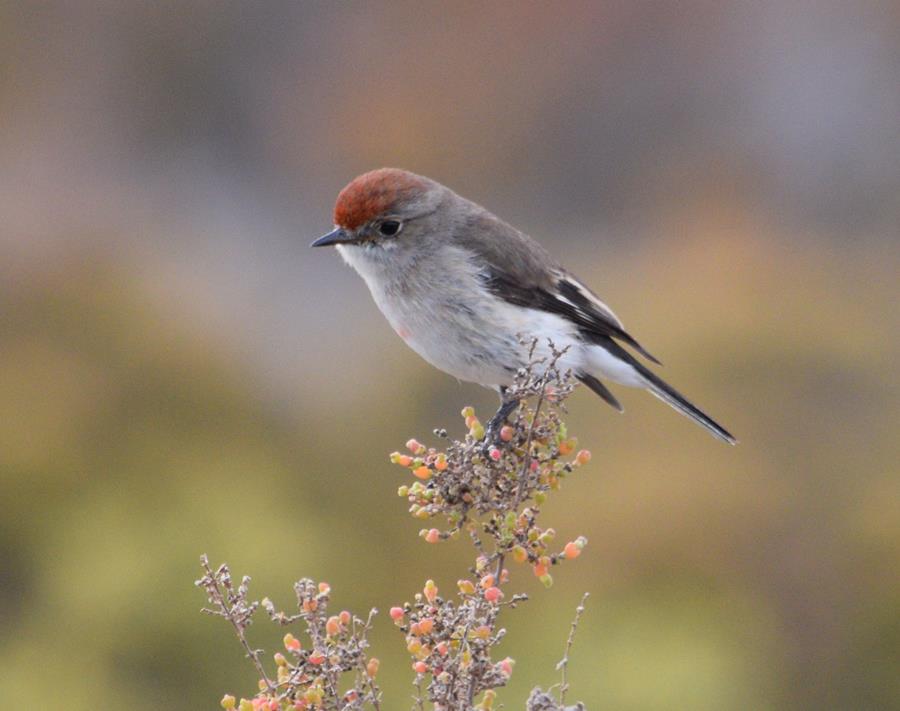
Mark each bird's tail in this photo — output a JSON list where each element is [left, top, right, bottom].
[[633, 361, 737, 445]]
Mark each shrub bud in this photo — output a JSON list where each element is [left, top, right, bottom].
[[406, 439, 425, 454], [366, 657, 380, 677], [564, 540, 583, 559], [221, 695, 236, 709], [417, 617, 434, 634], [423, 580, 438, 603], [325, 616, 341, 636], [389, 607, 405, 622], [457, 579, 476, 595], [484, 586, 503, 603]]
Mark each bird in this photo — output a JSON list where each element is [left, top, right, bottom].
[[311, 168, 736, 445]]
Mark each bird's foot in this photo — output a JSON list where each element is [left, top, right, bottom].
[[481, 398, 520, 452]]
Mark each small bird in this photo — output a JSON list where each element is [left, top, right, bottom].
[[312, 168, 735, 444]]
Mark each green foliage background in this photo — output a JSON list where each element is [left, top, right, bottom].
[[0, 3, 897, 709]]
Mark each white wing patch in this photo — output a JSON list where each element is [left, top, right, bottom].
[[552, 270, 624, 329]]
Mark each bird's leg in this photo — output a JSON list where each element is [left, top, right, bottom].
[[484, 387, 520, 446]]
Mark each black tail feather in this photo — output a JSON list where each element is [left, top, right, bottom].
[[633, 363, 737, 445], [589, 339, 737, 445], [578, 372, 624, 412]]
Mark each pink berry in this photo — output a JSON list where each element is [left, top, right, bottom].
[[413, 661, 428, 674], [499, 425, 514, 442], [389, 607, 404, 622], [425, 528, 440, 544], [484, 586, 503, 603], [489, 448, 501, 461]]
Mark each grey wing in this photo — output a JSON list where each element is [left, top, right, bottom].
[[456, 207, 661, 363]]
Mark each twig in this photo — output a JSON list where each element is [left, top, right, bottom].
[[197, 556, 276, 694], [556, 593, 590, 706]]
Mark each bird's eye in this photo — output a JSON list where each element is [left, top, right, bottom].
[[378, 220, 402, 237]]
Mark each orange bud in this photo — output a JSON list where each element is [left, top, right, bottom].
[[417, 617, 434, 635], [325, 616, 341, 636], [425, 528, 440, 544], [575, 449, 592, 465], [413, 466, 432, 480], [366, 657, 380, 677]]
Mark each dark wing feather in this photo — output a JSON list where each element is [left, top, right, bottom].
[[454, 206, 660, 363], [481, 269, 661, 365]]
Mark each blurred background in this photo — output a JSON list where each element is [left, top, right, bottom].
[[1, 2, 898, 709]]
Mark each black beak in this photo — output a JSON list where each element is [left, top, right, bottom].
[[310, 227, 355, 248]]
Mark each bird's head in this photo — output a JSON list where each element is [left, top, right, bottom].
[[311, 168, 447, 252]]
